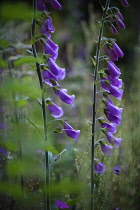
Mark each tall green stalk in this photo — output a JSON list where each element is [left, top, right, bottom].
[[32, 1, 50, 209], [90, 0, 110, 209]]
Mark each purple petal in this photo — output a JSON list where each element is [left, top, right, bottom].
[[47, 38, 58, 51], [42, 69, 58, 80], [101, 144, 113, 156], [37, 0, 46, 10], [109, 84, 123, 100], [107, 61, 121, 77], [55, 200, 69, 209], [104, 44, 118, 61], [105, 101, 123, 116], [48, 102, 63, 118], [119, 0, 129, 7], [106, 132, 122, 148], [64, 122, 80, 141], [94, 161, 105, 174], [0, 123, 7, 129], [48, 58, 66, 80], [109, 25, 118, 35], [106, 111, 122, 126], [101, 122, 117, 134], [108, 75, 123, 88], [49, 0, 62, 10], [113, 166, 124, 175], [116, 18, 125, 30], [117, 11, 124, 20], [44, 43, 58, 60], [0, 148, 8, 155], [112, 42, 124, 58], [43, 16, 55, 33], [55, 88, 75, 105]]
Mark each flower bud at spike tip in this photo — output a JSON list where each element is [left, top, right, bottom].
[[116, 18, 125, 30], [119, 0, 129, 7]]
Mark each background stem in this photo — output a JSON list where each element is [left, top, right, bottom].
[[90, 0, 110, 209], [32, 1, 50, 209]]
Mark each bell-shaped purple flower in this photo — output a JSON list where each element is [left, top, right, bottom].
[[42, 69, 58, 80], [47, 38, 59, 51], [100, 77, 109, 91], [48, 0, 62, 10], [0, 147, 8, 155], [108, 75, 123, 88], [94, 161, 105, 174], [106, 132, 122, 148], [106, 111, 122, 126], [109, 24, 118, 35], [113, 166, 124, 175], [100, 122, 117, 134], [41, 27, 51, 39], [0, 123, 7, 129], [100, 142, 113, 156], [112, 42, 124, 58], [119, 0, 129, 7], [117, 11, 124, 20], [105, 101, 123, 116], [47, 101, 64, 119], [55, 88, 75, 105], [43, 16, 55, 33], [107, 61, 121, 78], [55, 200, 69, 209], [104, 44, 118, 61], [44, 43, 58, 60], [48, 58, 66, 80], [63, 122, 80, 141], [37, 0, 46, 10], [109, 84, 123, 100], [116, 18, 125, 30]]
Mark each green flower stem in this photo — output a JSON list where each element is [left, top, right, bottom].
[[32, 1, 50, 209], [90, 0, 110, 209]]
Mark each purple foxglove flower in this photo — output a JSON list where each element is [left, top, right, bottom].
[[48, 58, 66, 80], [44, 43, 58, 60], [105, 101, 123, 116], [116, 18, 125, 30], [94, 161, 105, 174], [63, 122, 80, 141], [106, 111, 122, 126], [109, 84, 123, 100], [112, 42, 124, 58], [108, 75, 123, 88], [55, 200, 69, 209], [41, 27, 51, 38], [104, 44, 118, 61], [101, 143, 113, 156], [0, 148, 8, 155], [42, 69, 58, 80], [106, 132, 122, 148], [43, 16, 55, 33], [100, 77, 109, 91], [107, 61, 121, 78], [113, 166, 124, 175], [119, 0, 129, 7], [55, 88, 75, 105], [47, 38, 58, 51], [37, 0, 46, 10], [47, 102, 64, 118], [109, 24, 118, 35], [101, 122, 117, 134], [0, 123, 7, 129], [46, 0, 62, 10], [117, 11, 124, 20]]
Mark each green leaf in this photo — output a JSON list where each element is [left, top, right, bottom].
[[0, 59, 7, 67], [27, 118, 44, 139], [94, 80, 99, 85], [89, 55, 96, 66], [0, 39, 10, 49], [14, 56, 42, 67], [0, 3, 32, 20]]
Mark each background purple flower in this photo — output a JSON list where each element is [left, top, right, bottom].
[[55, 200, 69, 209]]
